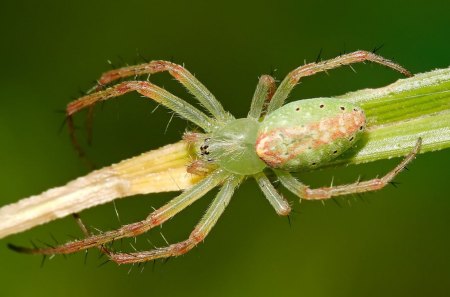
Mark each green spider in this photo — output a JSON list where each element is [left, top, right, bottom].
[[11, 50, 421, 264]]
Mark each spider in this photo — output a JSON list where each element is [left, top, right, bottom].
[[10, 50, 421, 264]]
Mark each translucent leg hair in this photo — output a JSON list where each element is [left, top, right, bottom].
[[274, 138, 421, 200], [8, 169, 229, 256], [267, 50, 412, 114]]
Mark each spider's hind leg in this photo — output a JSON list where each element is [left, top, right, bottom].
[[276, 138, 422, 200]]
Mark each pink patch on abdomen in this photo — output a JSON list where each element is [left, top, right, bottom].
[[256, 110, 365, 167]]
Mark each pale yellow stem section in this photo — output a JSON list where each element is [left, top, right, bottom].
[[0, 141, 200, 239]]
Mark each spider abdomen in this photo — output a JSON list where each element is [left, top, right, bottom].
[[255, 98, 366, 171]]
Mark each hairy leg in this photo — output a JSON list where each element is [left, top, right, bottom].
[[275, 138, 421, 200], [72, 213, 111, 256], [106, 175, 242, 264], [91, 60, 230, 121], [67, 80, 217, 132], [8, 169, 229, 255], [248, 75, 276, 120], [267, 50, 412, 114], [254, 172, 291, 216]]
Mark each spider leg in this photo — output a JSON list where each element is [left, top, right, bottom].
[[72, 213, 112, 256], [66, 79, 220, 160], [90, 60, 230, 121], [248, 75, 276, 120], [267, 50, 412, 114], [254, 172, 291, 216], [275, 138, 422, 200], [67, 80, 217, 132], [105, 175, 242, 264], [8, 169, 229, 256]]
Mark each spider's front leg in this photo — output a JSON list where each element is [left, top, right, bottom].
[[67, 80, 217, 132], [91, 60, 229, 121], [73, 60, 232, 160], [66, 81, 214, 162], [275, 138, 422, 200], [267, 50, 412, 113], [101, 175, 241, 264]]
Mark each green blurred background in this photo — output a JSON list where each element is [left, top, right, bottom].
[[1, 0, 449, 296]]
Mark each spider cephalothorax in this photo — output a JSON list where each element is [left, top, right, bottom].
[[10, 51, 421, 264]]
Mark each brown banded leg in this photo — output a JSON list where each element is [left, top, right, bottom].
[[102, 175, 241, 264], [8, 169, 229, 256], [90, 60, 229, 121], [66, 80, 216, 161], [72, 213, 112, 257], [267, 50, 412, 114], [275, 138, 422, 200], [66, 80, 217, 132], [68, 59, 230, 161]]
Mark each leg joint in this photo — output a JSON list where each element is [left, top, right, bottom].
[[189, 229, 206, 245]]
